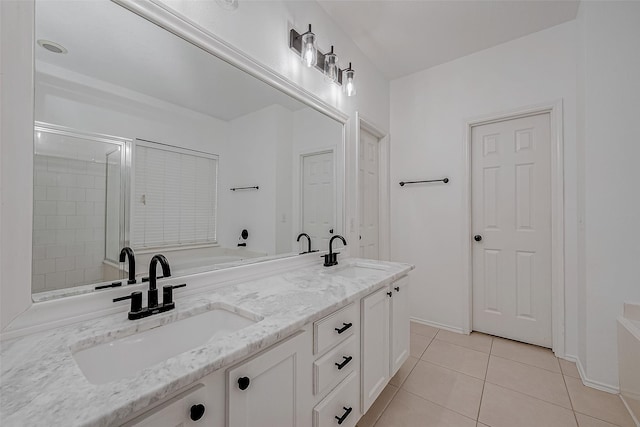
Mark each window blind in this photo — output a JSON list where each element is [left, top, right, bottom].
[[132, 141, 218, 248]]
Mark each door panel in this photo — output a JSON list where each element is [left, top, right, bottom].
[[471, 113, 552, 347], [359, 128, 379, 259], [302, 152, 334, 251]]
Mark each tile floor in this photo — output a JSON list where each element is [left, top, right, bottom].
[[357, 322, 636, 427]]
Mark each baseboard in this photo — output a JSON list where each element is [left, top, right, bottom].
[[574, 356, 620, 394], [410, 317, 464, 334], [621, 395, 640, 427]]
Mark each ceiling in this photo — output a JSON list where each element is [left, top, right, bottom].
[[35, 0, 305, 121], [317, 0, 580, 79]]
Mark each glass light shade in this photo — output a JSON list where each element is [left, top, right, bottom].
[[343, 68, 356, 96], [324, 51, 339, 83], [301, 32, 317, 68]]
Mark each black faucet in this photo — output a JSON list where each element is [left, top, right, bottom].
[[148, 254, 171, 308], [297, 232, 316, 254], [113, 254, 185, 320], [119, 247, 137, 284], [323, 235, 347, 267]]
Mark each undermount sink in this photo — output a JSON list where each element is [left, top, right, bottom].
[[325, 262, 390, 278], [72, 307, 259, 385]]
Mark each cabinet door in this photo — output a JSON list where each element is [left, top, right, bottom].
[[227, 330, 309, 427], [361, 287, 390, 413], [126, 384, 212, 427], [390, 276, 410, 376]]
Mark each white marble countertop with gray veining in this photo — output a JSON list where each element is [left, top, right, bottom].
[[0, 258, 413, 427]]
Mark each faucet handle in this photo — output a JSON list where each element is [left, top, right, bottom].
[[113, 291, 143, 313], [162, 284, 186, 306]]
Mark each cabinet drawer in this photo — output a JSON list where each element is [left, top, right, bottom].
[[313, 372, 359, 427], [314, 303, 358, 355], [313, 335, 358, 396], [125, 383, 210, 427]]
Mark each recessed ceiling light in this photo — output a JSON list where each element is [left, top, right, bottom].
[[215, 0, 239, 11], [37, 39, 67, 54]]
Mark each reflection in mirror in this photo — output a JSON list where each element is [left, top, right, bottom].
[[32, 0, 344, 300]]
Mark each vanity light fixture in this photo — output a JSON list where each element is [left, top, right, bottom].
[[289, 25, 357, 95], [342, 63, 356, 97], [324, 45, 339, 83], [300, 24, 318, 68]]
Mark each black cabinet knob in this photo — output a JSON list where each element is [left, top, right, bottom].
[[190, 404, 205, 421], [387, 291, 393, 297], [238, 376, 250, 390], [474, 234, 483, 242], [394, 286, 400, 292]]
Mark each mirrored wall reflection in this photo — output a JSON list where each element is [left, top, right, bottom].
[[32, 125, 128, 293], [32, 0, 344, 300]]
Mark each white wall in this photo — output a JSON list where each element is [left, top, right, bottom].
[[390, 22, 579, 345], [220, 105, 290, 254], [577, 1, 640, 389]]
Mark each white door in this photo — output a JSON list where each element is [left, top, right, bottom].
[[359, 128, 379, 259], [302, 151, 334, 251], [361, 287, 390, 413], [471, 113, 552, 348]]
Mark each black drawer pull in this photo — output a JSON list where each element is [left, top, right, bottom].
[[335, 356, 353, 370], [387, 291, 393, 297], [335, 406, 352, 425], [394, 286, 400, 292], [238, 376, 250, 390], [335, 322, 352, 334]]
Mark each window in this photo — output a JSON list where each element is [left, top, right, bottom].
[[132, 140, 218, 248]]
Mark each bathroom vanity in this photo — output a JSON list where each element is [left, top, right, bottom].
[[0, 259, 412, 426]]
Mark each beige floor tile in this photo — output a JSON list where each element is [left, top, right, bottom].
[[565, 376, 636, 427], [402, 360, 484, 420], [410, 321, 439, 339], [478, 382, 577, 427], [421, 339, 489, 379], [485, 355, 572, 408], [560, 359, 581, 379], [410, 333, 431, 358], [436, 330, 493, 354], [389, 356, 419, 387], [357, 384, 399, 427], [491, 337, 561, 372], [375, 389, 476, 427], [575, 413, 621, 427]]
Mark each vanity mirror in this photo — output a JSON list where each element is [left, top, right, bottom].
[[31, 0, 345, 300]]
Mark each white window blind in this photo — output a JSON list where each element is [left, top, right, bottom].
[[132, 140, 218, 248]]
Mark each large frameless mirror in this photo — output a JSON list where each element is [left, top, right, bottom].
[[31, 0, 344, 301]]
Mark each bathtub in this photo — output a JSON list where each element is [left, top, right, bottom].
[[618, 302, 640, 426]]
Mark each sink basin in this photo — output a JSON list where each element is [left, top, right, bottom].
[[72, 308, 258, 384], [325, 262, 390, 279]]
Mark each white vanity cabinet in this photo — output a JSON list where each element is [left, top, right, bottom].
[[360, 276, 410, 413], [226, 329, 311, 427], [123, 370, 225, 427], [118, 274, 410, 427]]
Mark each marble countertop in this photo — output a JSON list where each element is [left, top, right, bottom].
[[0, 258, 413, 427]]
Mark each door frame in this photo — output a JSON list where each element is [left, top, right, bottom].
[[461, 100, 565, 357], [355, 112, 390, 261]]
